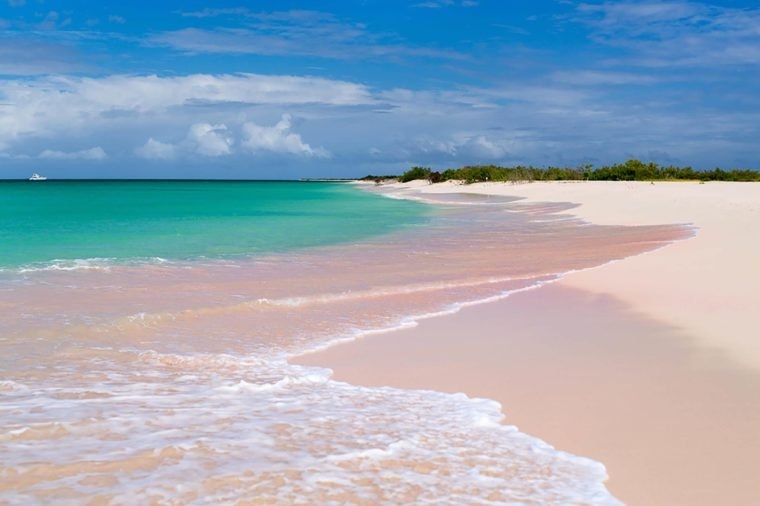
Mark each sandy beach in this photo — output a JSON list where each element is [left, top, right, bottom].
[[295, 180, 760, 505]]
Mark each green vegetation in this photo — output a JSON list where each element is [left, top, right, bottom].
[[359, 174, 401, 183], [381, 160, 760, 184], [398, 166, 433, 183]]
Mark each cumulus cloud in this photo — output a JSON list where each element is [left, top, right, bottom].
[[38, 147, 107, 160], [132, 117, 328, 160], [0, 67, 756, 174], [135, 138, 178, 160], [241, 114, 329, 157], [186, 123, 233, 156]]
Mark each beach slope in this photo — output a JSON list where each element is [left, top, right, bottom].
[[296, 180, 760, 505]]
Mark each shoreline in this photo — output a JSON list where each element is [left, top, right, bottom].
[[365, 179, 760, 371], [295, 180, 760, 505]]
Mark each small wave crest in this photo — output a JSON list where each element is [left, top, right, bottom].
[[16, 258, 116, 274], [12, 256, 173, 274]]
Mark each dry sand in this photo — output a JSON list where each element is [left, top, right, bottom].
[[295, 180, 760, 505]]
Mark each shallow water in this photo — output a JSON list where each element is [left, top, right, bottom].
[[0, 181, 429, 268], [0, 183, 690, 504]]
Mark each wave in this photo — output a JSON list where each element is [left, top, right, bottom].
[[0, 343, 621, 505], [5, 256, 174, 274]]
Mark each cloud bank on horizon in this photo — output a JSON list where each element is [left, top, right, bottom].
[[0, 0, 758, 178]]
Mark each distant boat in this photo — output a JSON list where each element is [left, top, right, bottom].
[[29, 173, 47, 181]]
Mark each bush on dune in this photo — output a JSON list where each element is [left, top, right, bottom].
[[392, 160, 760, 184]]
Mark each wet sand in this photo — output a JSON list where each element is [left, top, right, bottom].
[[296, 284, 760, 505], [295, 181, 760, 505]]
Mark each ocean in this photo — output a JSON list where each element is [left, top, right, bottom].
[[0, 180, 687, 504], [0, 181, 429, 268]]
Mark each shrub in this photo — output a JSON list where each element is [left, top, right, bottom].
[[398, 166, 432, 183]]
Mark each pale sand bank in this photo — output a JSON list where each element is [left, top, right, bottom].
[[395, 180, 760, 371], [296, 180, 760, 505]]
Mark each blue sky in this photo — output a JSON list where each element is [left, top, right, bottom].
[[1, 0, 759, 178]]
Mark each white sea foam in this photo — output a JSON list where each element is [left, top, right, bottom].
[[0, 380, 30, 392], [16, 258, 117, 273], [0, 348, 622, 505], [12, 256, 178, 274]]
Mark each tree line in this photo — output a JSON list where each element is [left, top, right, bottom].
[[363, 160, 760, 184]]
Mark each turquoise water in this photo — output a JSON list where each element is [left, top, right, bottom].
[[0, 181, 430, 268]]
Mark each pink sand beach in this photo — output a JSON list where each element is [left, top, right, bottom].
[[296, 180, 760, 505], [4, 179, 758, 504]]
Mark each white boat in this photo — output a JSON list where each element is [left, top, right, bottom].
[[29, 173, 47, 181]]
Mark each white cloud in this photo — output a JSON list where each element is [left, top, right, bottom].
[[0, 73, 373, 152], [38, 147, 107, 160], [186, 123, 233, 156], [69, 73, 371, 111], [132, 117, 329, 160], [241, 114, 329, 157], [0, 68, 757, 174], [135, 138, 178, 160]]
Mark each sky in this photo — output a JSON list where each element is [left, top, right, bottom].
[[1, 0, 759, 179]]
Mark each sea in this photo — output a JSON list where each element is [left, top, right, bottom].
[[0, 180, 689, 505]]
